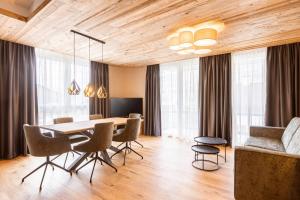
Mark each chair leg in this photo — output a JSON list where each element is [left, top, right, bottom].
[[110, 146, 126, 159], [90, 155, 98, 183], [128, 146, 143, 159], [22, 156, 71, 190], [22, 162, 46, 183], [117, 142, 125, 148], [73, 150, 81, 156], [63, 152, 69, 168], [39, 163, 48, 191], [133, 140, 144, 148], [123, 143, 128, 165], [99, 158, 117, 172], [76, 157, 95, 173], [50, 162, 72, 175], [50, 154, 62, 162]]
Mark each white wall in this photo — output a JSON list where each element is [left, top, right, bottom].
[[109, 65, 147, 112]]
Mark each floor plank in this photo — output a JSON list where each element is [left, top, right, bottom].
[[0, 136, 234, 200]]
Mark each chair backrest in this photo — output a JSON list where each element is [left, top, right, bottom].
[[129, 113, 141, 119], [281, 117, 300, 149], [53, 117, 73, 124], [91, 122, 114, 151], [23, 124, 48, 157], [123, 118, 141, 141], [286, 127, 300, 155], [89, 114, 103, 120]]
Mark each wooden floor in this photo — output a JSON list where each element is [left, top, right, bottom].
[[0, 136, 234, 200]]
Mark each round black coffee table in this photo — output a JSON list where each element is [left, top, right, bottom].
[[191, 145, 220, 171], [194, 137, 227, 162]]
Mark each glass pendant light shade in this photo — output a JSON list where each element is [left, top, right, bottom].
[[84, 83, 95, 97], [68, 79, 80, 95], [68, 32, 80, 95], [194, 28, 217, 46], [97, 85, 108, 98]]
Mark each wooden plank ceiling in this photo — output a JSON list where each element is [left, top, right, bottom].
[[0, 0, 300, 67]]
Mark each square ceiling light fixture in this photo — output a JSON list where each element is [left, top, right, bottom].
[[0, 0, 51, 22]]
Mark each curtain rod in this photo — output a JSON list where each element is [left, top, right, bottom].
[[70, 30, 105, 44]]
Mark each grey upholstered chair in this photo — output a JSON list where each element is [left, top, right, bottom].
[[117, 113, 144, 148], [111, 118, 143, 165], [89, 114, 103, 120], [129, 113, 143, 147], [74, 122, 117, 183], [22, 124, 71, 190], [52, 117, 89, 167]]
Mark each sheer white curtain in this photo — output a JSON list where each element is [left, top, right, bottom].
[[160, 58, 199, 140], [36, 49, 90, 125], [232, 48, 267, 146]]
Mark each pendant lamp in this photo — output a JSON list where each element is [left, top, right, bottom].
[[97, 43, 108, 99], [84, 39, 96, 97], [68, 32, 80, 95]]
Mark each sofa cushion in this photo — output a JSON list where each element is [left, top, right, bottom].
[[286, 128, 300, 155], [245, 136, 285, 152], [281, 117, 300, 149]]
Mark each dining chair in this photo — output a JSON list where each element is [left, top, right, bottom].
[[111, 118, 143, 165], [117, 113, 144, 148], [89, 114, 103, 120], [52, 117, 89, 167], [22, 124, 72, 190], [74, 122, 117, 183]]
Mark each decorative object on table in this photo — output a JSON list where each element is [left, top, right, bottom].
[[194, 136, 227, 162], [191, 144, 220, 171], [167, 20, 224, 55], [68, 32, 80, 95], [67, 30, 108, 98]]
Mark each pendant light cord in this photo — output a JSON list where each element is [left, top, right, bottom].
[[73, 32, 76, 79]]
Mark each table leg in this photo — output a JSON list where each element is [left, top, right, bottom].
[[224, 144, 227, 162], [100, 150, 113, 165], [109, 145, 120, 152], [202, 154, 204, 169], [67, 152, 90, 171]]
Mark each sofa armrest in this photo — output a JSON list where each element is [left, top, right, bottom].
[[234, 146, 300, 200], [250, 126, 285, 139]]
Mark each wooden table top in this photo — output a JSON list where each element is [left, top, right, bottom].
[[39, 117, 128, 134]]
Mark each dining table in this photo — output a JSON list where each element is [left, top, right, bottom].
[[39, 117, 129, 171]]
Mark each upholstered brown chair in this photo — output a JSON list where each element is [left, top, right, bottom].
[[22, 124, 71, 190], [129, 113, 143, 147], [117, 113, 144, 148], [111, 118, 143, 165], [74, 122, 117, 183], [52, 117, 89, 167], [89, 114, 103, 120]]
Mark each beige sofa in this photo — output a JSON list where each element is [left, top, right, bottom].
[[234, 117, 300, 200]]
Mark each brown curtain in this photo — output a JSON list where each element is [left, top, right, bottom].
[[89, 61, 109, 117], [0, 40, 38, 159], [145, 64, 161, 136], [199, 53, 232, 144], [265, 42, 300, 127]]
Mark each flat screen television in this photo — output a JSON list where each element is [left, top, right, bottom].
[[109, 98, 143, 117]]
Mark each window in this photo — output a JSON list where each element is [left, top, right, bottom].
[[36, 49, 89, 124], [232, 48, 267, 146], [160, 58, 199, 140]]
